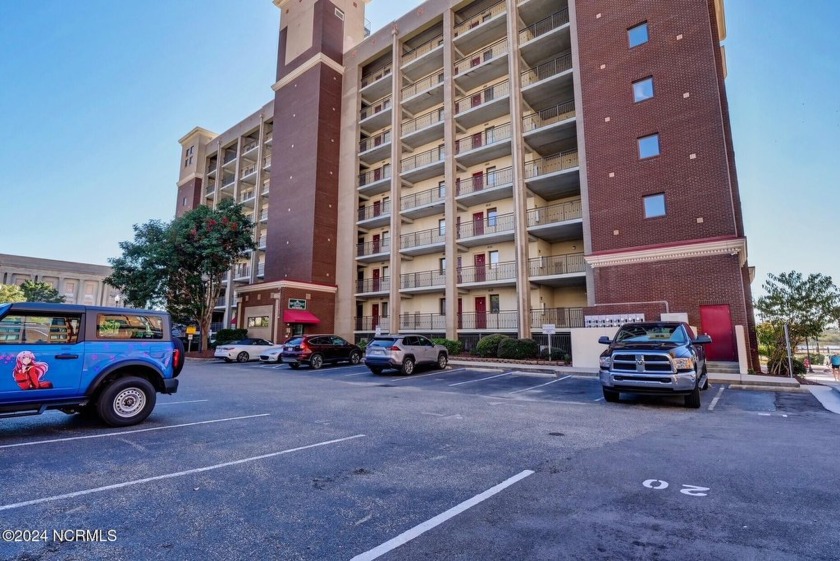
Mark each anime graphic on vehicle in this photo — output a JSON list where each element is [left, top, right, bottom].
[[12, 350, 53, 390]]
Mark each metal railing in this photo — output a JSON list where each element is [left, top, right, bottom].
[[204, 184, 216, 195], [402, 34, 444, 65], [360, 96, 392, 120], [357, 276, 391, 293], [263, 156, 272, 168], [233, 266, 251, 279], [521, 51, 573, 87], [528, 253, 586, 277], [206, 163, 217, 174], [400, 227, 446, 250], [242, 141, 258, 153], [457, 212, 515, 239], [455, 80, 509, 114], [259, 210, 269, 221], [455, 122, 512, 154], [359, 166, 392, 187], [360, 130, 392, 153], [530, 307, 584, 328], [239, 190, 255, 202], [223, 152, 237, 165], [403, 108, 445, 136], [527, 199, 582, 227], [221, 176, 235, 188], [264, 132, 273, 143], [401, 147, 444, 173], [456, 166, 513, 197], [522, 100, 576, 132], [457, 261, 516, 284], [401, 269, 446, 289], [358, 200, 392, 222], [455, 38, 508, 75], [258, 236, 267, 248], [454, 0, 506, 37], [524, 150, 579, 179], [519, 9, 570, 44], [400, 313, 446, 330], [240, 165, 256, 177], [361, 64, 392, 88], [458, 311, 518, 330], [401, 185, 446, 211], [402, 71, 444, 99], [357, 239, 391, 257], [355, 315, 389, 331]]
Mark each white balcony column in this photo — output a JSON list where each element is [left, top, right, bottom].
[[388, 27, 403, 336], [442, 7, 458, 342]]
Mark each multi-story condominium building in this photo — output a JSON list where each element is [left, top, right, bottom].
[[0, 253, 120, 306], [176, 0, 759, 369]]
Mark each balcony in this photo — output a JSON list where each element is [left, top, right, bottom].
[[222, 151, 237, 167], [400, 313, 446, 332], [206, 163, 217, 176], [524, 150, 580, 199], [242, 140, 259, 159], [521, 51, 573, 107], [529, 253, 586, 287], [402, 108, 445, 149], [257, 263, 265, 277], [358, 165, 392, 197], [454, 122, 512, 167], [454, 38, 509, 92], [530, 307, 584, 329], [357, 199, 392, 229], [359, 130, 392, 165], [458, 311, 518, 331], [400, 185, 446, 220], [221, 175, 236, 190], [455, 166, 514, 206], [519, 9, 572, 67], [356, 238, 391, 264], [401, 147, 445, 184], [454, 80, 510, 129], [240, 164, 257, 183], [239, 190, 256, 206], [360, 64, 393, 102], [401, 34, 444, 81], [522, 100, 576, 155], [456, 211, 515, 247], [356, 276, 390, 297], [214, 296, 226, 309], [233, 266, 251, 282], [204, 183, 216, 196], [360, 95, 392, 133], [453, 0, 507, 54], [527, 199, 583, 242], [258, 235, 267, 250], [264, 131, 273, 145], [457, 260, 517, 289], [402, 71, 445, 115], [400, 226, 446, 257], [400, 269, 446, 294], [259, 210, 269, 223], [355, 315, 390, 332], [262, 156, 272, 170]]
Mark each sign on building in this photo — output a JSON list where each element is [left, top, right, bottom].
[[288, 298, 307, 310]]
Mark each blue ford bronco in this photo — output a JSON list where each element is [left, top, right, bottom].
[[0, 302, 185, 426]]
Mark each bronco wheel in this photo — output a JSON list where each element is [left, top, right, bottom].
[[236, 351, 249, 363], [96, 376, 156, 427], [437, 353, 448, 370], [685, 385, 701, 409], [603, 388, 620, 403], [401, 357, 415, 375], [349, 351, 362, 365], [310, 354, 324, 370]]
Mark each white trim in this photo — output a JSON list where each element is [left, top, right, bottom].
[[271, 54, 345, 93], [235, 280, 338, 294], [585, 238, 747, 269]]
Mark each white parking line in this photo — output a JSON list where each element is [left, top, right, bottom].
[[0, 434, 365, 512], [0, 414, 270, 450], [389, 370, 452, 382], [506, 375, 570, 395], [449, 372, 511, 386], [708, 387, 725, 411], [157, 400, 210, 406], [350, 469, 534, 561]]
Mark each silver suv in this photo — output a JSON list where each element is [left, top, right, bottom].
[[364, 334, 448, 375]]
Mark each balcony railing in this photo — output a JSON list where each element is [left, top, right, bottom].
[[457, 212, 515, 239], [361, 64, 392, 88], [455, 122, 512, 154], [359, 130, 392, 153], [402, 34, 444, 65], [204, 184, 216, 195], [399, 313, 446, 331], [357, 239, 391, 257], [259, 210, 269, 222], [401, 148, 444, 173], [527, 199, 582, 227], [358, 200, 392, 221], [454, 38, 508, 75], [206, 163, 217, 174], [519, 9, 570, 44], [530, 307, 584, 328], [454, 0, 506, 37], [401, 185, 446, 211], [401, 269, 446, 289], [240, 165, 256, 177], [455, 80, 509, 114], [402, 108, 445, 136], [361, 96, 392, 120], [239, 191, 255, 202], [402, 71, 444, 99], [359, 166, 392, 186], [456, 166, 513, 197], [258, 236, 267, 249], [221, 176, 235, 188], [263, 156, 272, 168], [521, 51, 572, 87], [357, 276, 391, 293], [264, 131, 273, 143], [233, 266, 251, 280], [457, 261, 516, 284], [355, 315, 389, 331], [242, 141, 258, 153], [223, 152, 237, 165], [458, 311, 518, 330], [522, 100, 576, 133], [529, 254, 586, 278], [524, 151, 579, 179], [400, 227, 445, 250]]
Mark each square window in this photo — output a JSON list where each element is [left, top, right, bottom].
[[628, 22, 649, 48], [638, 134, 660, 159], [644, 193, 666, 218], [633, 77, 654, 102]]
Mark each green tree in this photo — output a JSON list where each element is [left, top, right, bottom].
[[755, 271, 840, 375], [20, 280, 65, 303], [107, 199, 255, 350], [0, 283, 26, 304]]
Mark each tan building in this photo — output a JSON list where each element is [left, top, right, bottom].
[[0, 253, 119, 306]]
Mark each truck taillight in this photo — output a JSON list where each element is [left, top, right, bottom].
[[173, 349, 181, 367]]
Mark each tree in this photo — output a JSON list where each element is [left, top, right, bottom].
[[107, 199, 255, 351], [0, 283, 26, 304], [20, 280, 65, 303], [755, 271, 840, 375]]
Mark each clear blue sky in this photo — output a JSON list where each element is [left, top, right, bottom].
[[0, 1, 837, 298]]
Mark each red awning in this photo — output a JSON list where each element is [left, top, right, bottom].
[[283, 309, 321, 324]]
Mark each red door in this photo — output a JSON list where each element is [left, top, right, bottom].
[[472, 171, 484, 192], [457, 298, 463, 329], [475, 254, 486, 282], [371, 304, 380, 330], [475, 297, 487, 329], [373, 200, 381, 217], [471, 94, 482, 107], [471, 132, 482, 150], [357, 270, 365, 293], [372, 234, 380, 254], [372, 269, 380, 292], [473, 212, 484, 236], [374, 167, 382, 181], [700, 305, 736, 361]]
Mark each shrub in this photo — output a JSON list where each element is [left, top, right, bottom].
[[357, 338, 368, 351], [767, 357, 806, 376], [475, 334, 509, 358], [539, 348, 567, 361], [433, 338, 463, 356], [216, 328, 247, 345], [498, 338, 540, 360]]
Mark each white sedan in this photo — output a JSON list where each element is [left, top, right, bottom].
[[214, 338, 275, 363], [258, 346, 285, 364]]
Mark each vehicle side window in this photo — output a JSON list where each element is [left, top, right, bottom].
[[419, 337, 433, 347], [309, 337, 323, 346], [96, 313, 163, 340], [403, 336, 417, 346], [0, 314, 81, 344], [333, 336, 347, 346]]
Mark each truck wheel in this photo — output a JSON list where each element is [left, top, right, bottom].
[[97, 377, 156, 427], [401, 357, 415, 375], [685, 386, 702, 409], [603, 388, 620, 403]]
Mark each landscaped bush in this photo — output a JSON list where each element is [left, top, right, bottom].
[[767, 357, 806, 376], [357, 338, 368, 352], [540, 348, 567, 361], [498, 338, 540, 360], [433, 338, 463, 356], [216, 328, 247, 345], [475, 334, 509, 358]]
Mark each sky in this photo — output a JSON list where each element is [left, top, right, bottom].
[[0, 0, 838, 298]]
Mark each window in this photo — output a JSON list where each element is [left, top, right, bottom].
[[439, 219, 446, 236], [628, 22, 649, 48], [486, 166, 496, 187], [633, 77, 654, 102], [247, 316, 270, 328], [644, 193, 666, 218], [439, 298, 446, 316], [381, 302, 389, 318], [490, 295, 500, 314], [334, 7, 344, 20], [438, 180, 446, 198], [487, 208, 498, 227], [0, 314, 81, 344], [439, 257, 446, 273], [96, 314, 163, 340], [489, 251, 499, 269], [638, 134, 660, 159], [182, 196, 188, 206]]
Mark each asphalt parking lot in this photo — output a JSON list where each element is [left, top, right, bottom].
[[1, 360, 839, 561]]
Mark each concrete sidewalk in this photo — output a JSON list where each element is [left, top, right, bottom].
[[803, 371, 840, 414]]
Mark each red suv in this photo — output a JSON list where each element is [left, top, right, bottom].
[[280, 335, 363, 370]]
